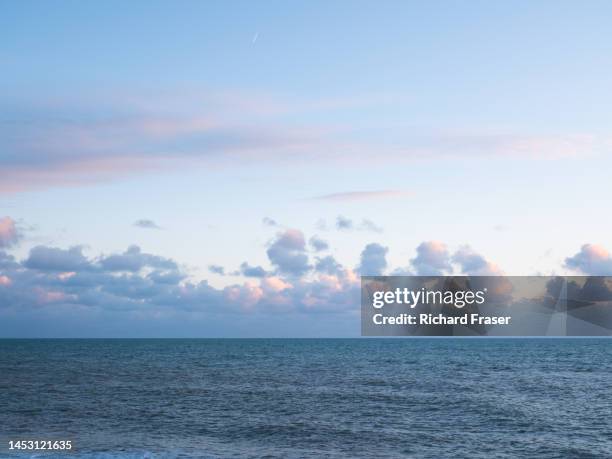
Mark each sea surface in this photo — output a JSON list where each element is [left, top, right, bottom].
[[1, 339, 612, 458]]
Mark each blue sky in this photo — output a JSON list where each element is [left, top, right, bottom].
[[1, 1, 612, 336]]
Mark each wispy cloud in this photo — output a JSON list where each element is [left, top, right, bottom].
[[134, 219, 161, 230], [313, 190, 413, 201], [262, 217, 279, 227], [0, 95, 319, 194], [2, 91, 608, 195], [335, 216, 383, 233]]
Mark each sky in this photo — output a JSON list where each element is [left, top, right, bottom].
[[1, 0, 612, 337]]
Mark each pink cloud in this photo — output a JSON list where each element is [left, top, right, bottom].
[[223, 282, 264, 309], [0, 217, 20, 248], [261, 277, 292, 292], [36, 288, 73, 304]]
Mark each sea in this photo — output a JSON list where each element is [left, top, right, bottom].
[[1, 338, 612, 458]]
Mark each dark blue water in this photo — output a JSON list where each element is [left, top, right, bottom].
[[1, 339, 612, 458]]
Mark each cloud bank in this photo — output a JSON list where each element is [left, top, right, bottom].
[[1, 216, 611, 336]]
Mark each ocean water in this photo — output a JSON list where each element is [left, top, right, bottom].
[[1, 339, 612, 459]]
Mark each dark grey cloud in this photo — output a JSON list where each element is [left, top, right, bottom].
[[358, 243, 388, 276], [134, 219, 161, 229], [309, 236, 329, 252], [0, 251, 18, 270], [411, 241, 452, 276], [99, 273, 171, 301], [546, 276, 612, 304], [239, 262, 267, 278], [336, 216, 353, 230], [266, 229, 310, 277], [208, 265, 225, 275], [575, 277, 612, 301], [24, 246, 91, 272], [565, 244, 612, 275], [99, 245, 177, 272], [315, 255, 343, 276]]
